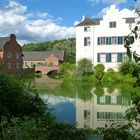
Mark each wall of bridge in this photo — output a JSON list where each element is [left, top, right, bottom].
[[35, 66, 59, 74]]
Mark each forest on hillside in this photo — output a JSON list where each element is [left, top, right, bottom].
[[22, 38, 76, 63]]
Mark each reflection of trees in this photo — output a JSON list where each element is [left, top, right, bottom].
[[75, 82, 93, 101], [34, 76, 139, 102], [94, 83, 104, 96], [53, 80, 93, 101]]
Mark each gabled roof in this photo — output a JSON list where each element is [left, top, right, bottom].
[[0, 37, 9, 50], [23, 51, 64, 61], [76, 17, 100, 27]]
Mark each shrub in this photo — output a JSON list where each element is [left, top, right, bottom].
[[94, 64, 105, 82], [76, 58, 93, 76], [119, 61, 137, 75]]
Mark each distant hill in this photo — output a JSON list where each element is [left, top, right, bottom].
[[22, 38, 76, 63]]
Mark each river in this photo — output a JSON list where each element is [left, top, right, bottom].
[[34, 75, 133, 130]]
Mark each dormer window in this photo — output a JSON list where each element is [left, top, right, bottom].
[[84, 26, 91, 32], [7, 52, 12, 58], [109, 21, 116, 28]]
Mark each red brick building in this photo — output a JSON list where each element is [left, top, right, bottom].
[[0, 34, 23, 75]]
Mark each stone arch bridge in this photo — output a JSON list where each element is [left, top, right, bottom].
[[35, 66, 60, 74]]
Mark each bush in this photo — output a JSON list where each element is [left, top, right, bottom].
[[119, 61, 137, 75], [0, 72, 90, 140], [76, 58, 93, 76], [0, 73, 51, 119], [94, 64, 105, 82]]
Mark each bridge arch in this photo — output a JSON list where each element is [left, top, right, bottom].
[[35, 66, 59, 74]]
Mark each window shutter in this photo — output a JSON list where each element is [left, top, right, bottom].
[[97, 37, 100, 45], [118, 37, 123, 44], [117, 53, 123, 62], [106, 37, 109, 45], [97, 53, 100, 62], [106, 53, 111, 62]]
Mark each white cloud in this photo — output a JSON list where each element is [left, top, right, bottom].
[[93, 7, 110, 18], [88, 0, 127, 5], [120, 8, 137, 18], [0, 1, 75, 45], [93, 6, 137, 18]]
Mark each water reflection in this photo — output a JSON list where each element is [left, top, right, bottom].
[[35, 75, 132, 130], [76, 88, 131, 129], [40, 94, 76, 124]]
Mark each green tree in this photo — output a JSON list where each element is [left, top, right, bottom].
[[76, 58, 93, 76], [119, 60, 137, 75], [22, 38, 76, 63], [94, 64, 105, 82], [0, 72, 91, 140]]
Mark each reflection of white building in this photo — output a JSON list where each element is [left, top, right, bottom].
[[76, 5, 140, 71], [76, 88, 131, 129]]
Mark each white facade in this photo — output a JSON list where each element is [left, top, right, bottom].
[[76, 5, 140, 71]]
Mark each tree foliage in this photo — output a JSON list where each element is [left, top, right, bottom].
[[0, 72, 91, 140], [22, 38, 76, 63], [76, 58, 93, 76], [119, 60, 138, 75], [94, 64, 105, 82]]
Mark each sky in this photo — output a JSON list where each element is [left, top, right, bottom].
[[0, 0, 139, 45]]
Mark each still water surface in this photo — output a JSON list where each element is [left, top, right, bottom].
[[35, 75, 132, 130]]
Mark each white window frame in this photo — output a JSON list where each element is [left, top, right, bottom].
[[112, 53, 117, 62], [100, 53, 106, 63], [84, 26, 91, 32], [84, 37, 90, 46]]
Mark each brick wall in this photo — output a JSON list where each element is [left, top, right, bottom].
[[46, 54, 59, 66], [2, 34, 23, 75]]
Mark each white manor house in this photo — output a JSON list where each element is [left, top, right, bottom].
[[76, 5, 140, 71]]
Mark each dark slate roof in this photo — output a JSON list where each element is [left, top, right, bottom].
[[23, 51, 64, 61], [0, 37, 9, 50], [76, 17, 100, 27], [124, 17, 136, 24]]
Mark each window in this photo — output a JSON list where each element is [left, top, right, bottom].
[[84, 26, 90, 32], [98, 36, 123, 45], [100, 96, 105, 104], [106, 53, 111, 62], [109, 21, 116, 28], [16, 63, 19, 69], [101, 37, 106, 45], [111, 96, 117, 104], [16, 53, 19, 59], [117, 53, 123, 62], [7, 52, 12, 59], [97, 112, 124, 120], [97, 53, 100, 62], [112, 36, 117, 44], [112, 53, 117, 62], [100, 53, 106, 62], [84, 110, 90, 120], [84, 37, 90, 46], [7, 62, 11, 69]]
